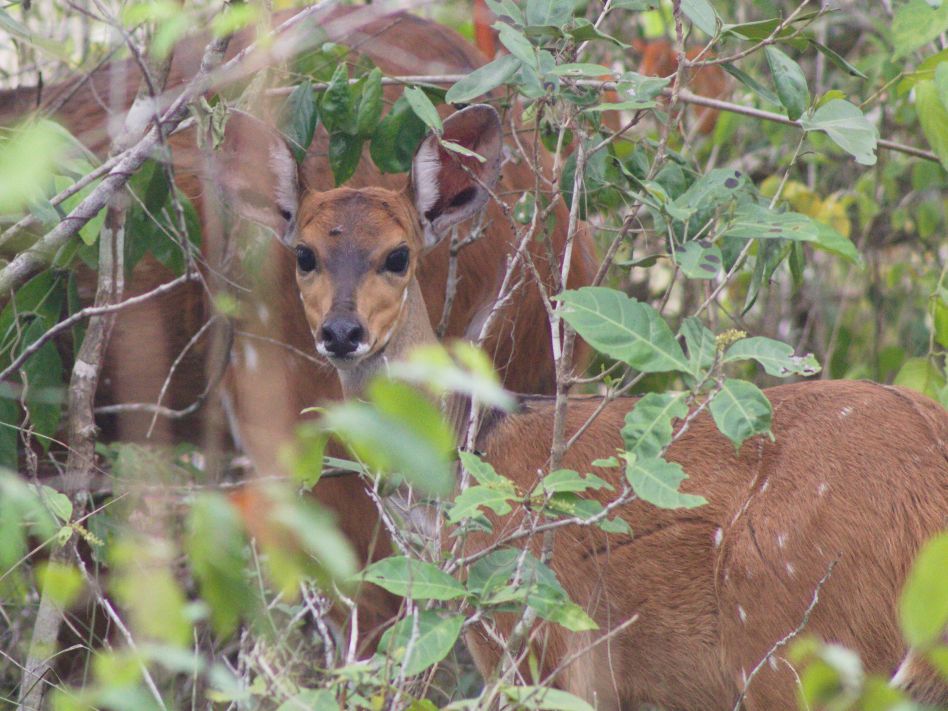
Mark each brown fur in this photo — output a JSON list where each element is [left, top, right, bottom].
[[462, 383, 947, 708]]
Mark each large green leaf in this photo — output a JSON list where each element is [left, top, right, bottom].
[[370, 95, 427, 174], [525, 0, 575, 27], [679, 317, 716, 376], [681, 0, 718, 35], [915, 79, 948, 170], [621, 392, 688, 459], [355, 68, 383, 138], [323, 380, 456, 496], [445, 54, 521, 104], [327, 132, 364, 186], [892, 0, 948, 59], [20, 319, 63, 450], [723, 337, 820, 378], [675, 240, 722, 279], [360, 556, 465, 601], [448, 484, 518, 523], [800, 99, 878, 165], [402, 86, 443, 134], [765, 46, 809, 120], [624, 455, 707, 509], [279, 80, 317, 163], [377, 611, 464, 676], [319, 64, 354, 133], [709, 379, 772, 449], [899, 533, 948, 648], [557, 287, 689, 373]]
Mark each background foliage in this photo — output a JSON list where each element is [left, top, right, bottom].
[[0, 0, 946, 709]]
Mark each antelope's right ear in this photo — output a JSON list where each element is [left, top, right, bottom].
[[410, 104, 503, 249], [209, 111, 300, 245]]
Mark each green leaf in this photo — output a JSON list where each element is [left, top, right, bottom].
[[0, 396, 18, 470], [486, 0, 524, 25], [496, 23, 537, 67], [557, 287, 690, 373], [526, 585, 598, 631], [915, 79, 948, 170], [186, 493, 256, 637], [356, 68, 383, 137], [531, 469, 611, 497], [624, 455, 707, 509], [279, 80, 317, 163], [567, 18, 630, 47], [800, 99, 877, 165], [722, 63, 781, 106], [765, 46, 809, 120], [20, 319, 63, 449], [525, 0, 575, 27], [709, 379, 772, 449], [467, 548, 559, 597], [501, 685, 596, 711], [680, 317, 716, 376], [549, 63, 613, 77], [445, 54, 521, 103], [724, 337, 820, 378], [894, 357, 946, 400], [377, 611, 463, 676], [323, 380, 456, 497], [402, 86, 443, 134], [360, 556, 465, 600], [725, 204, 818, 241], [936, 62, 948, 110], [900, 533, 948, 648], [370, 95, 427, 174], [319, 64, 354, 133], [675, 240, 722, 279], [277, 689, 337, 711], [807, 39, 867, 79], [587, 71, 668, 112], [681, 0, 718, 36], [892, 0, 948, 59], [448, 484, 517, 523], [38, 484, 72, 524], [328, 132, 364, 186], [459, 450, 512, 487], [621, 393, 688, 459]]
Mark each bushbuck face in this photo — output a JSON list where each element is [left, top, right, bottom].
[[288, 105, 503, 369]]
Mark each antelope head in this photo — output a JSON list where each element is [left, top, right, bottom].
[[280, 105, 503, 373]]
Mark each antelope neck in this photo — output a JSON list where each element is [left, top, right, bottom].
[[336, 278, 438, 398]]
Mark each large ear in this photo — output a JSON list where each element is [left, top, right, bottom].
[[208, 111, 300, 245], [410, 104, 502, 248]]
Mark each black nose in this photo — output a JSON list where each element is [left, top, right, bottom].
[[321, 317, 364, 357]]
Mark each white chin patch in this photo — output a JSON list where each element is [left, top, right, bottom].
[[314, 338, 371, 370]]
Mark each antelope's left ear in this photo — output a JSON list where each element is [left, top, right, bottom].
[[410, 104, 503, 248]]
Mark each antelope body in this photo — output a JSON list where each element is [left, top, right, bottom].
[[284, 104, 948, 709]]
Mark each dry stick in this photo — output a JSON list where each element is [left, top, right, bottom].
[[732, 558, 838, 711]]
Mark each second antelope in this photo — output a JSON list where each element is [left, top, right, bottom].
[[278, 105, 946, 708]]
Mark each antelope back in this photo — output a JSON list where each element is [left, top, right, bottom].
[[461, 381, 948, 708]]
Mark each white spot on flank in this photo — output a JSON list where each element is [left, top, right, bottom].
[[737, 605, 748, 623], [785, 562, 795, 577], [817, 482, 829, 496], [243, 342, 259, 372], [760, 478, 770, 493], [257, 304, 270, 324], [839, 406, 853, 418], [890, 651, 916, 689], [769, 657, 779, 671], [713, 528, 723, 547], [741, 667, 748, 684], [776, 533, 788, 549]]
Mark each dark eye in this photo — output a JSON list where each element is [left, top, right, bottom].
[[383, 246, 409, 274], [296, 245, 318, 273]]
